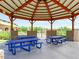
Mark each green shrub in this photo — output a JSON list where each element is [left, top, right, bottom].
[[57, 27, 67, 36], [0, 31, 10, 40], [18, 26, 28, 32]]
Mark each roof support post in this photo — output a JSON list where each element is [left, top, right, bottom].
[[48, 20, 55, 36], [9, 15, 16, 39], [29, 20, 36, 31], [71, 14, 75, 41], [31, 20, 33, 31], [51, 20, 53, 31], [10, 17, 14, 31], [9, 15, 14, 40], [48, 20, 55, 31]]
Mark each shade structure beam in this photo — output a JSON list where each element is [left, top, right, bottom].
[[9, 15, 14, 31], [51, 0, 72, 14], [68, 17, 76, 21], [75, 12, 79, 16], [44, 1, 53, 19], [48, 20, 55, 31], [31, 1, 40, 19], [10, 0, 33, 15], [29, 20, 36, 31], [71, 13, 75, 41], [9, 14, 14, 39], [66, 0, 74, 7], [70, 2, 79, 10]]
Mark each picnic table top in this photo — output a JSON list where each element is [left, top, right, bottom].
[[48, 36, 65, 39], [6, 38, 40, 44], [16, 35, 36, 39]]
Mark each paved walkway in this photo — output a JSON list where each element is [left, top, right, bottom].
[[0, 40, 79, 59]]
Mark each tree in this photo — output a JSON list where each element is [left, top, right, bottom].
[[57, 27, 67, 36], [33, 27, 43, 33], [18, 26, 28, 32]]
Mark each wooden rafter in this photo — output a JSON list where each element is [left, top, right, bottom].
[[13, 15, 72, 21], [53, 11, 66, 14], [31, 1, 40, 19], [19, 11, 32, 15], [50, 6, 59, 10], [51, 9, 62, 12], [44, 1, 52, 19], [70, 2, 79, 10], [63, 0, 67, 4], [0, 9, 2, 12], [73, 8, 79, 13], [74, 12, 79, 16], [11, 0, 33, 14], [66, 0, 74, 7], [52, 0, 72, 13], [4, 0, 15, 10], [52, 13, 69, 16]]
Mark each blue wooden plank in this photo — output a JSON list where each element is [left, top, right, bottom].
[[6, 38, 40, 44], [16, 35, 36, 39]]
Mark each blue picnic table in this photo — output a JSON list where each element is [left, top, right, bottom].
[[46, 36, 66, 45], [6, 36, 42, 55]]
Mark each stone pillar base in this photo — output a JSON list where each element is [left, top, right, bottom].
[[66, 31, 73, 41], [27, 31, 37, 36], [46, 30, 57, 37]]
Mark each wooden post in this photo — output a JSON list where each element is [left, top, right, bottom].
[[10, 18, 14, 31], [50, 20, 53, 31], [30, 20, 33, 31], [72, 16, 75, 41], [48, 20, 55, 36], [48, 20, 55, 31], [29, 20, 36, 31], [9, 15, 17, 40], [10, 16, 14, 39]]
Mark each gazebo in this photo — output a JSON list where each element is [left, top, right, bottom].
[[0, 0, 79, 40]]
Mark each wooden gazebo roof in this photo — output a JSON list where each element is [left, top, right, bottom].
[[0, 0, 79, 21]]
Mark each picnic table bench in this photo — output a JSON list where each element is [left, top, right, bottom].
[[6, 36, 42, 55], [46, 36, 66, 45]]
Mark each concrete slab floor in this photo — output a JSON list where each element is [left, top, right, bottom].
[[0, 41, 79, 59]]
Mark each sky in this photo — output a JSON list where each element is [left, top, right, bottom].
[[0, 13, 79, 29]]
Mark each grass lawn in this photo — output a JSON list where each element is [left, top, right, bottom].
[[0, 40, 8, 43]]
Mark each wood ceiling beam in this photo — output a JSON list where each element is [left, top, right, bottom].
[[73, 8, 79, 13], [0, 9, 3, 12], [66, 0, 74, 7], [31, 1, 39, 20], [11, 0, 33, 14], [71, 2, 79, 10], [13, 15, 73, 21], [74, 12, 79, 16], [44, 1, 52, 19], [51, 0, 72, 13], [4, 12, 78, 21]]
